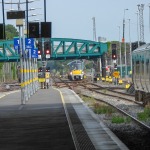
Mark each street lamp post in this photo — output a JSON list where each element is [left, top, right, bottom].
[[44, 0, 46, 22], [122, 8, 128, 79], [128, 19, 132, 73], [148, 4, 150, 34], [2, 0, 5, 39], [118, 26, 122, 78], [26, 0, 29, 37]]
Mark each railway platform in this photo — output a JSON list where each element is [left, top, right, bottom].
[[0, 87, 129, 150]]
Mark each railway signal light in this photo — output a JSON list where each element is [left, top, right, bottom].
[[44, 41, 51, 58], [37, 41, 42, 59], [114, 63, 117, 69], [37, 41, 42, 55], [111, 44, 117, 60], [46, 67, 50, 72], [38, 67, 42, 72]]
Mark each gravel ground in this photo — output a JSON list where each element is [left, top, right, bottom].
[[98, 114, 150, 150], [77, 88, 150, 150]]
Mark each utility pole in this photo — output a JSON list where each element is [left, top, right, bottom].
[[44, 0, 46, 22], [128, 19, 132, 73], [92, 17, 97, 41], [122, 8, 128, 79], [138, 4, 144, 42], [2, 0, 5, 39], [118, 26, 122, 78]]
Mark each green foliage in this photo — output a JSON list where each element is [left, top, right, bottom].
[[125, 116, 131, 123], [80, 95, 95, 107], [106, 41, 111, 51], [85, 62, 93, 69], [111, 116, 125, 124], [81, 95, 95, 103], [111, 115, 131, 124], [5, 24, 19, 40], [137, 108, 150, 121], [0, 63, 4, 70], [93, 103, 115, 114]]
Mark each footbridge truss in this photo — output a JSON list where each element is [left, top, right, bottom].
[[0, 38, 108, 62]]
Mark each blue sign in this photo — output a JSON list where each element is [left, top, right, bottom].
[[31, 48, 38, 58], [14, 37, 36, 58], [25, 38, 34, 46], [25, 45, 34, 58], [14, 38, 20, 50], [14, 38, 19, 46], [25, 38, 35, 58]]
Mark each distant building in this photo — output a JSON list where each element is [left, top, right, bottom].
[[98, 37, 107, 42]]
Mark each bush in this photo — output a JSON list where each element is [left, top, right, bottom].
[[137, 108, 150, 121]]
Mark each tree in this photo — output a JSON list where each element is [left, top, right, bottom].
[[85, 62, 93, 69], [5, 24, 18, 40]]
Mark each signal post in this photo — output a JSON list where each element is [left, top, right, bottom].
[[111, 43, 118, 85]]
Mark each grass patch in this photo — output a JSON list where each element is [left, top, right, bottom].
[[111, 116, 131, 124], [80, 95, 132, 124], [80, 95, 95, 107], [125, 116, 132, 123], [81, 95, 95, 102], [137, 107, 150, 121], [93, 103, 115, 114], [111, 116, 125, 123]]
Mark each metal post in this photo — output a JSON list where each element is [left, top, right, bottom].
[[35, 58, 38, 91], [17, 0, 25, 104], [33, 58, 36, 92], [149, 5, 150, 34], [122, 9, 128, 79], [118, 26, 122, 78], [22, 25, 28, 102], [128, 19, 132, 73], [19, 26, 25, 105], [44, 0, 46, 22], [135, 12, 140, 47], [2, 0, 5, 39], [92, 17, 97, 41], [125, 41, 127, 78], [26, 0, 29, 38], [26, 57, 30, 98]]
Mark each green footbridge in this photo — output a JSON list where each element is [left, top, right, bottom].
[[0, 38, 108, 62]]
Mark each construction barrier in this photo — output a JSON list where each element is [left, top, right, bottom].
[[125, 83, 130, 89], [118, 79, 123, 85], [101, 77, 105, 82]]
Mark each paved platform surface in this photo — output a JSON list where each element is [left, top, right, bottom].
[[0, 88, 76, 150], [0, 87, 129, 150]]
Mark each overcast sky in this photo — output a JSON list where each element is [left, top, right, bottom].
[[1, 0, 150, 43]]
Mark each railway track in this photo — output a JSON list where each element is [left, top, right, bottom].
[[0, 81, 20, 92], [53, 77, 150, 132], [79, 83, 142, 106]]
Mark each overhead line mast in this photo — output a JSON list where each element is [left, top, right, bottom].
[[92, 17, 97, 41], [138, 4, 145, 42]]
